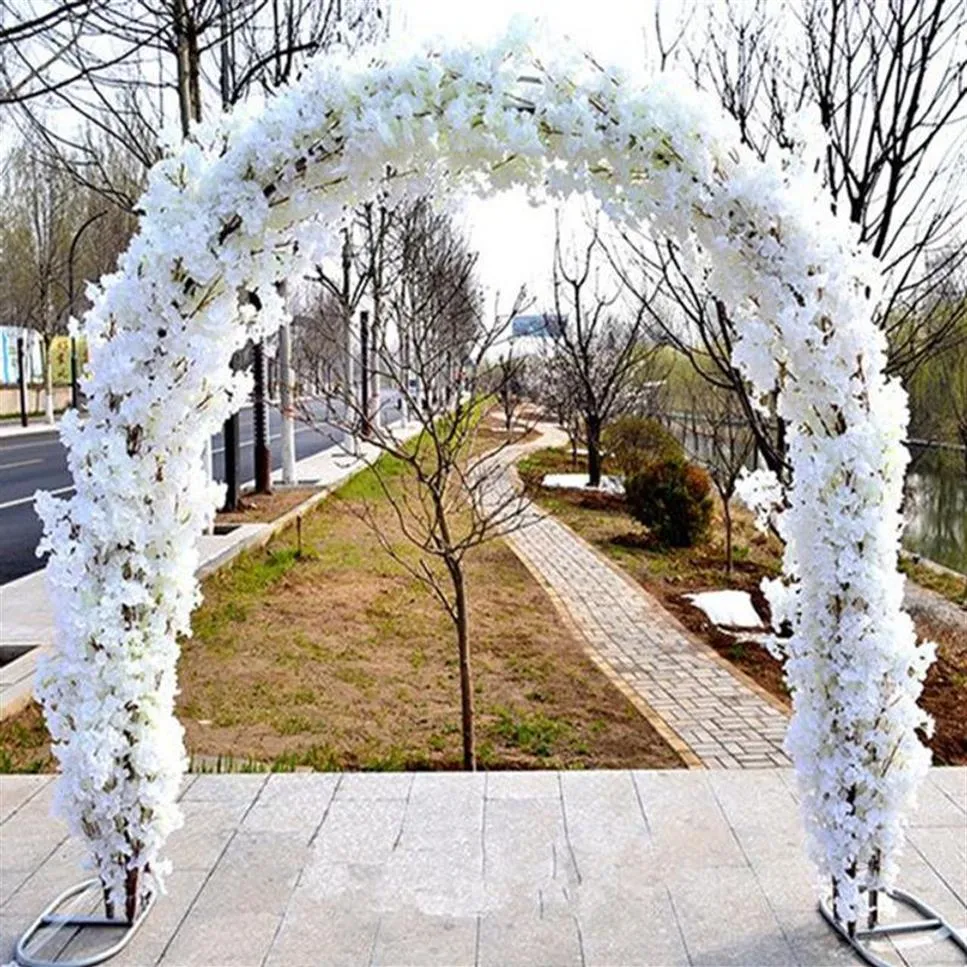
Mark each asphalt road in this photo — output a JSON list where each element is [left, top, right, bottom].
[[0, 397, 399, 584]]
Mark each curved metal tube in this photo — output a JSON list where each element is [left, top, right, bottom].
[[15, 879, 155, 967], [819, 887, 967, 967]]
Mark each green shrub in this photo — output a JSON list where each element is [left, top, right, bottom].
[[625, 457, 713, 547], [603, 415, 683, 479]]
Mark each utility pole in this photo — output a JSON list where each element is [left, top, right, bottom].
[[16, 335, 28, 427], [253, 340, 272, 493]]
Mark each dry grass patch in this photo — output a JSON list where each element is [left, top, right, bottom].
[[519, 446, 967, 765], [0, 452, 682, 773], [181, 475, 681, 770]]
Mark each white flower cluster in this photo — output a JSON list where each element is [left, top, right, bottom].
[[736, 467, 784, 535], [35, 26, 932, 922]]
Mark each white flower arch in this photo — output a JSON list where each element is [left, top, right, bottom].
[[36, 29, 934, 927]]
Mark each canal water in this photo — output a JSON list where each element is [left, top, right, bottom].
[[904, 446, 966, 575], [675, 419, 966, 576]]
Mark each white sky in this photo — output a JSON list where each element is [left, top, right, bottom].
[[391, 0, 661, 315]]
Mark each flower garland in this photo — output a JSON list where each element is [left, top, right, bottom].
[[36, 26, 933, 923]]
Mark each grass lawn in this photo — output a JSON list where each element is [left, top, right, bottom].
[[518, 446, 967, 766], [0, 446, 682, 773]]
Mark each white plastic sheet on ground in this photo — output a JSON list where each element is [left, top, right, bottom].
[[684, 589, 764, 629], [541, 473, 625, 494]]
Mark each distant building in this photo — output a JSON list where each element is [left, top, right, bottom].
[[510, 314, 565, 338]]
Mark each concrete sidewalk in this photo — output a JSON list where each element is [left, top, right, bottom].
[[0, 431, 413, 720], [1, 768, 964, 966], [0, 421, 61, 440]]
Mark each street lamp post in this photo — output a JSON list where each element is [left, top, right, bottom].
[[66, 210, 107, 411]]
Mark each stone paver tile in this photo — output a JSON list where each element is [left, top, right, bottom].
[[410, 772, 486, 802], [0, 775, 53, 825], [560, 771, 652, 875], [164, 798, 252, 873], [572, 880, 690, 966], [159, 910, 281, 966], [378, 845, 486, 919], [929, 768, 966, 811], [180, 773, 267, 806], [0, 909, 23, 966], [191, 831, 308, 918], [309, 797, 407, 866], [666, 864, 799, 966], [883, 849, 966, 966], [335, 773, 413, 800], [906, 826, 967, 907], [0, 801, 70, 906], [61, 869, 209, 967], [371, 908, 477, 966], [396, 779, 483, 860], [242, 773, 338, 837], [910, 778, 967, 827], [0, 835, 88, 915], [741, 855, 857, 966], [265, 894, 379, 967], [486, 771, 559, 800], [632, 772, 746, 869], [483, 799, 572, 896], [477, 900, 583, 967]]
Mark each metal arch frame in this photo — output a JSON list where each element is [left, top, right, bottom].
[[15, 880, 156, 967], [820, 888, 967, 967]]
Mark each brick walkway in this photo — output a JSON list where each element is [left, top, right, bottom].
[[489, 430, 791, 769]]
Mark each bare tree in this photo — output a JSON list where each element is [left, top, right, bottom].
[[550, 216, 661, 487], [296, 204, 532, 771], [634, 0, 967, 476], [0, 143, 135, 420], [492, 344, 528, 433], [5, 0, 386, 209], [684, 381, 756, 575], [291, 286, 347, 393]]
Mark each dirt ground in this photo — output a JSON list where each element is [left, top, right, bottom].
[[0, 451, 682, 773], [519, 446, 967, 766], [216, 487, 320, 524]]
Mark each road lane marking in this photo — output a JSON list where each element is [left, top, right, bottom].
[[0, 485, 74, 510], [0, 459, 42, 470], [0, 438, 62, 453]]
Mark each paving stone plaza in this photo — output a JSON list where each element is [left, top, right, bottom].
[[2, 769, 965, 966]]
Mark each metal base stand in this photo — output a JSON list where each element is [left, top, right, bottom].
[[820, 888, 967, 967], [15, 879, 155, 967]]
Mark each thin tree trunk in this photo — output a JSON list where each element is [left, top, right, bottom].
[[360, 309, 370, 438], [447, 557, 475, 771], [586, 415, 603, 487], [723, 498, 733, 576]]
